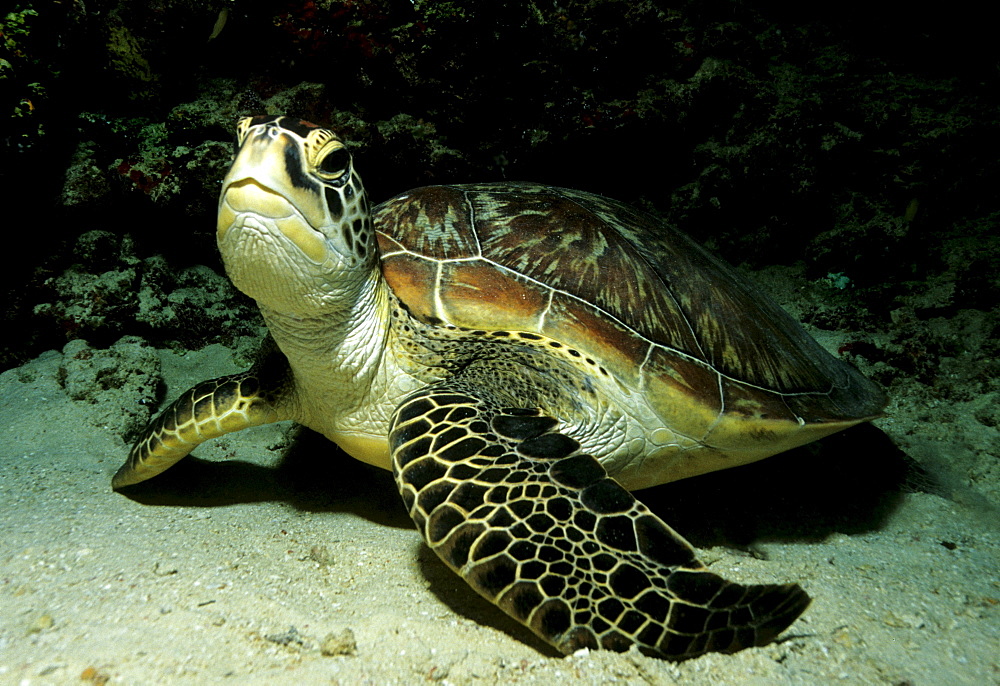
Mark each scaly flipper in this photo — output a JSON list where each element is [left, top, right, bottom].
[[389, 382, 810, 660], [112, 342, 290, 489]]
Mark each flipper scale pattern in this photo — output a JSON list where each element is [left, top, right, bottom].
[[390, 385, 810, 660]]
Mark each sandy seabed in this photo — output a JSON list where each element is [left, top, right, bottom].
[[1, 343, 997, 685]]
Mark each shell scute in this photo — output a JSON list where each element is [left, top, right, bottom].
[[438, 260, 548, 331], [378, 250, 438, 322], [640, 345, 723, 439], [539, 293, 647, 388], [377, 185, 479, 260]]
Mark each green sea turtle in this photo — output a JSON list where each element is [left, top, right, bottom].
[[113, 115, 886, 660]]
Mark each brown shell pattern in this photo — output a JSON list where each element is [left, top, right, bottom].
[[374, 183, 885, 426]]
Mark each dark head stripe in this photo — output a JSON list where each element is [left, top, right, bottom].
[[278, 116, 321, 138]]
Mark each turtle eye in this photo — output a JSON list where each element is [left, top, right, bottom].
[[315, 146, 351, 181]]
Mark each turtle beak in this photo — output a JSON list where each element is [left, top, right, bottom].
[[218, 128, 331, 264], [218, 178, 330, 264]]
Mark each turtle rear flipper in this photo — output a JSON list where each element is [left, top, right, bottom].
[[112, 341, 291, 489], [389, 383, 811, 660]]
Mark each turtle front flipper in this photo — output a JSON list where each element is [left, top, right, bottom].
[[389, 385, 811, 661], [112, 344, 291, 489]]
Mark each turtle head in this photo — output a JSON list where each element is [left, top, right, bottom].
[[217, 115, 376, 315]]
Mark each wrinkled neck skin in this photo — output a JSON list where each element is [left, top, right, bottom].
[[263, 273, 390, 428], [224, 235, 390, 427]]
